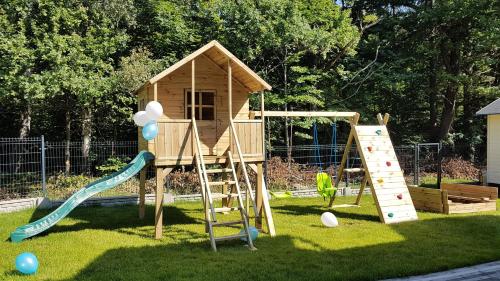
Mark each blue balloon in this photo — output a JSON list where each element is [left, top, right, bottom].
[[15, 252, 38, 275], [240, 226, 259, 242], [142, 121, 158, 141]]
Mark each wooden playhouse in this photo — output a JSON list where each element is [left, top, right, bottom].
[[134, 40, 275, 251]]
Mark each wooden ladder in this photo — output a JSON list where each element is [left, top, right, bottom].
[[192, 119, 256, 252]]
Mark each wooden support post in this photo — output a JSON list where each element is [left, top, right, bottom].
[[248, 163, 276, 236], [255, 163, 264, 229], [155, 167, 164, 239], [260, 92, 265, 154], [355, 176, 368, 205], [191, 59, 196, 154], [139, 168, 146, 219], [153, 82, 158, 101], [228, 59, 233, 151], [329, 113, 360, 207]]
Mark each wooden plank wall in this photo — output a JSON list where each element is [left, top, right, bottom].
[[149, 55, 253, 158], [441, 183, 498, 200], [408, 186, 444, 213], [232, 121, 263, 156]]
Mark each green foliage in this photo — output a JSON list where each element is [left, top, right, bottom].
[[0, 0, 497, 161], [96, 156, 130, 175], [47, 173, 93, 190]]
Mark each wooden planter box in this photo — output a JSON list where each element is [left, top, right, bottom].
[[408, 183, 497, 214]]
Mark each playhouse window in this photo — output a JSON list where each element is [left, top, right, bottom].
[[185, 90, 215, 120]]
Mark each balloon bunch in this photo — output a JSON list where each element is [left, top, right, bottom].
[[133, 101, 163, 141]]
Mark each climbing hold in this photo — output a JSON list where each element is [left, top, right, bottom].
[[388, 212, 394, 218], [375, 129, 382, 135], [367, 146, 373, 152], [377, 178, 384, 184], [386, 161, 391, 167], [397, 193, 403, 200]]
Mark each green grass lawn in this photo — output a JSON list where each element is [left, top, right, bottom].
[[1, 196, 499, 281]]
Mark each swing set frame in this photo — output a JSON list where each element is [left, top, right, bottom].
[[250, 110, 360, 206], [251, 111, 391, 208]]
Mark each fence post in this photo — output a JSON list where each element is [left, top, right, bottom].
[[41, 135, 47, 197], [413, 143, 419, 185], [436, 142, 442, 189]]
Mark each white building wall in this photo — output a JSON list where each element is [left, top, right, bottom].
[[487, 115, 500, 184]]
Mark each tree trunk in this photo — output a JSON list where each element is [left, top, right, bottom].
[[19, 103, 31, 138], [438, 46, 460, 140], [427, 58, 438, 141], [82, 107, 92, 173], [65, 101, 72, 175], [14, 103, 31, 173]]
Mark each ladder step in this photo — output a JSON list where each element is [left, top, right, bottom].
[[211, 193, 240, 199], [214, 207, 241, 212], [212, 220, 244, 226], [205, 168, 233, 174], [344, 168, 364, 173], [214, 233, 247, 242], [208, 181, 237, 186]]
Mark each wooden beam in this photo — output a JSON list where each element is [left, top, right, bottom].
[[139, 169, 146, 219], [255, 163, 264, 229], [251, 111, 357, 118], [248, 163, 276, 236], [153, 83, 158, 101], [329, 113, 360, 207], [228, 59, 233, 150], [155, 167, 164, 239], [377, 113, 390, 125], [260, 92, 265, 155]]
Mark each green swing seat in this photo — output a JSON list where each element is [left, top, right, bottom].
[[316, 172, 337, 198]]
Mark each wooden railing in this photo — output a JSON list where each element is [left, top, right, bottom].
[[152, 119, 193, 161], [231, 119, 263, 158], [192, 118, 216, 221], [229, 120, 258, 216]]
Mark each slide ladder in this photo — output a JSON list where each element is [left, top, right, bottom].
[[192, 119, 256, 251], [10, 151, 155, 242]]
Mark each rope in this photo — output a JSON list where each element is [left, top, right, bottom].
[[313, 122, 322, 172]]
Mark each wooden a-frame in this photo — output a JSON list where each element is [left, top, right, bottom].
[[329, 113, 418, 224]]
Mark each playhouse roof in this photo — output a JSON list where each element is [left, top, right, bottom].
[[142, 40, 271, 93], [477, 98, 500, 115]]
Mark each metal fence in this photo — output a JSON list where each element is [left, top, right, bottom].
[[266, 143, 442, 189], [0, 136, 481, 200]]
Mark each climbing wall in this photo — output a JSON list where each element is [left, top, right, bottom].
[[354, 125, 418, 224]]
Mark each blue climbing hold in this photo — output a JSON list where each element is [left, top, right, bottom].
[[375, 129, 382, 135], [388, 212, 394, 218]]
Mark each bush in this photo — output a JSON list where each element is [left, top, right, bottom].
[[96, 156, 130, 175]]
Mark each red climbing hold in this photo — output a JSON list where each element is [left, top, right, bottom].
[[386, 161, 391, 167], [397, 193, 403, 200], [367, 146, 373, 152]]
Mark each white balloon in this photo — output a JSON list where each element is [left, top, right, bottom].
[[321, 212, 338, 227], [133, 111, 149, 127], [145, 101, 163, 121]]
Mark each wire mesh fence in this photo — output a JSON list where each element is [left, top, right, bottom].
[[0, 136, 484, 201]]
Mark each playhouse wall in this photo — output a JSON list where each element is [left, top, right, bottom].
[[487, 115, 500, 184], [137, 55, 257, 160]]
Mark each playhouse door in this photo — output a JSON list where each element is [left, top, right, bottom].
[[186, 90, 217, 155]]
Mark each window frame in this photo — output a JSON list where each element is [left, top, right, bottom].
[[184, 89, 216, 120]]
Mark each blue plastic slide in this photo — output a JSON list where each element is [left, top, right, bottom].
[[10, 151, 155, 242]]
